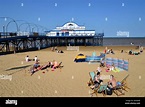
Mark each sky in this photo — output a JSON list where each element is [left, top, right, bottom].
[[0, 0, 145, 37]]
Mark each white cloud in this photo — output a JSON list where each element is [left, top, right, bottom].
[[139, 17, 141, 21], [38, 17, 41, 21], [122, 3, 124, 7], [4, 18, 7, 21], [21, 3, 24, 7], [55, 3, 57, 7], [105, 17, 108, 21], [71, 18, 74, 21]]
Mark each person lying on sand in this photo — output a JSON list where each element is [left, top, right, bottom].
[[40, 61, 51, 70]]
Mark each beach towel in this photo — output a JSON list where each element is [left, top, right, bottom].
[[112, 68, 120, 73]]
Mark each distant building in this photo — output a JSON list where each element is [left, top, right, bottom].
[[46, 22, 96, 36]]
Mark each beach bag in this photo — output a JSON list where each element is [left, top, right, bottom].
[[106, 87, 113, 95], [116, 81, 121, 86]]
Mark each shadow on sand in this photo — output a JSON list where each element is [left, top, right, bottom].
[[5, 65, 32, 75]]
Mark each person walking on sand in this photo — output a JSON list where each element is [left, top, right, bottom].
[[104, 47, 108, 54]]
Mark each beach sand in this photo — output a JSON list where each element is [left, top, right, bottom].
[[0, 46, 145, 97]]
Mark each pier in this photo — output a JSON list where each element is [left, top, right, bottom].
[[0, 33, 104, 54]]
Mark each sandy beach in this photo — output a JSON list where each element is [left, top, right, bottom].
[[0, 46, 145, 97]]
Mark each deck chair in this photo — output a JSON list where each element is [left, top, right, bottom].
[[97, 84, 107, 96], [88, 71, 96, 86], [119, 74, 130, 92], [111, 86, 124, 96], [88, 71, 105, 96], [90, 84, 107, 97], [112, 74, 130, 96]]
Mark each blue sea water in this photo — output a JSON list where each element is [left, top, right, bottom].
[[103, 37, 145, 46]]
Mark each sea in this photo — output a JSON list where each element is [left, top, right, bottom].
[[103, 37, 145, 46]]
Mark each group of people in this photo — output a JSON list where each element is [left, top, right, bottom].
[[88, 72, 124, 95], [87, 58, 123, 95], [51, 46, 64, 53], [128, 49, 140, 55], [129, 46, 144, 55], [105, 63, 116, 72], [121, 46, 144, 55], [99, 57, 117, 72], [25, 55, 38, 62], [100, 57, 116, 72], [30, 60, 62, 76], [106, 49, 115, 54], [104, 47, 115, 54], [51, 46, 58, 51]]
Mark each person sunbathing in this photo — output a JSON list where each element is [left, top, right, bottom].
[[105, 64, 115, 72], [40, 61, 51, 70], [129, 49, 133, 55], [110, 49, 115, 54], [106, 49, 110, 54], [30, 60, 41, 76], [111, 64, 116, 71], [57, 50, 64, 53], [51, 60, 58, 71], [121, 50, 124, 53], [106, 66, 111, 72]]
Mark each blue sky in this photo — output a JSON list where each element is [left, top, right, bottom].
[[0, 0, 145, 37]]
